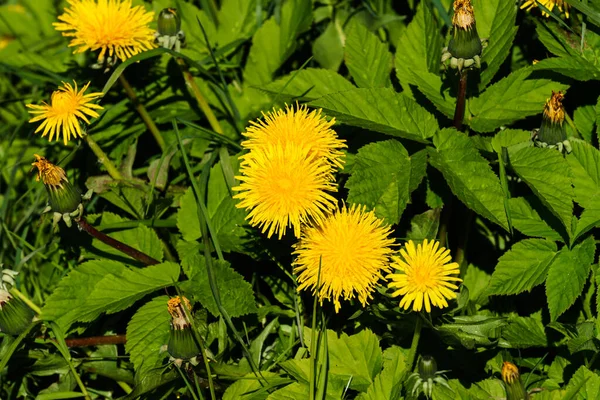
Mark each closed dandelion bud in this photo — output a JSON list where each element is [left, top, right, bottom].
[[502, 362, 528, 400], [442, 0, 484, 71], [419, 355, 438, 380], [539, 91, 567, 144], [0, 269, 34, 336], [157, 8, 181, 37], [167, 296, 201, 360]]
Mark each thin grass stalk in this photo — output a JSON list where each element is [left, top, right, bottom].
[[83, 134, 123, 180]]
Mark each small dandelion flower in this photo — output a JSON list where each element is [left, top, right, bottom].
[[27, 81, 103, 145], [233, 144, 338, 239], [533, 91, 570, 152], [501, 362, 528, 400], [54, 0, 156, 64], [293, 204, 395, 313], [388, 239, 462, 313], [241, 105, 346, 169], [521, 0, 569, 18], [543, 91, 565, 124], [167, 296, 201, 363]]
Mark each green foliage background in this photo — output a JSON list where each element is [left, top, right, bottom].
[[1, 0, 600, 398]]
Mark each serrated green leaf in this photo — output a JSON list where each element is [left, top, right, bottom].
[[488, 239, 557, 296], [533, 56, 600, 81], [346, 140, 411, 224], [407, 208, 441, 242], [573, 105, 597, 143], [509, 146, 573, 236], [474, 0, 518, 89], [469, 68, 569, 132], [345, 22, 392, 88], [216, 0, 257, 46], [411, 71, 456, 117], [313, 21, 344, 71], [125, 296, 170, 379], [310, 88, 438, 142], [262, 68, 355, 101], [565, 366, 600, 399], [178, 241, 257, 317], [222, 372, 285, 400], [508, 197, 563, 241], [546, 236, 595, 320], [491, 129, 531, 154], [436, 316, 507, 349], [463, 264, 491, 306], [86, 212, 163, 264], [357, 346, 407, 400], [500, 313, 548, 348], [535, 21, 576, 58], [429, 129, 509, 230]]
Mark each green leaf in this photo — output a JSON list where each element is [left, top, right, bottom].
[[546, 236, 596, 320], [500, 313, 548, 348], [508, 197, 563, 241], [42, 261, 179, 330], [469, 68, 569, 132], [312, 22, 344, 71], [216, 0, 257, 46], [488, 239, 557, 296], [535, 21, 574, 58], [474, 0, 519, 89], [406, 208, 441, 242], [411, 71, 456, 117], [222, 372, 285, 400], [565, 366, 600, 399], [356, 346, 407, 400], [429, 129, 509, 231], [125, 296, 170, 379], [436, 316, 507, 349], [491, 129, 531, 154], [303, 328, 382, 392], [309, 88, 439, 142], [262, 68, 356, 101], [573, 105, 597, 143], [533, 56, 600, 81], [178, 241, 257, 317], [567, 140, 600, 241], [346, 140, 412, 225], [86, 212, 163, 264], [344, 22, 392, 88], [509, 146, 573, 236], [463, 264, 491, 306], [243, 0, 312, 85]]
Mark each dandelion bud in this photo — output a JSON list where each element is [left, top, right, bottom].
[[502, 362, 528, 400], [539, 91, 567, 144], [442, 0, 485, 71], [167, 296, 201, 361], [418, 355, 438, 380], [0, 269, 34, 336], [158, 8, 181, 37]]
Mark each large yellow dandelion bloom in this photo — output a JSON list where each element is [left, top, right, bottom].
[[521, 0, 569, 18], [27, 81, 103, 145], [233, 144, 338, 239], [241, 105, 346, 169], [293, 204, 395, 313], [54, 0, 156, 63], [388, 240, 462, 313]]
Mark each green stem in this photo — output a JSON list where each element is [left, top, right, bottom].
[[119, 74, 166, 151], [10, 288, 41, 315], [406, 314, 423, 374], [176, 58, 223, 134], [83, 135, 123, 180]]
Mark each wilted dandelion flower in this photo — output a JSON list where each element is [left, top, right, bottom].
[[293, 204, 395, 313], [242, 105, 346, 169], [27, 81, 103, 145], [521, 0, 569, 18], [233, 144, 338, 239], [388, 239, 461, 313], [54, 0, 156, 64]]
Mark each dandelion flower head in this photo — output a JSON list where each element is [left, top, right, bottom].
[[241, 104, 346, 169], [543, 91, 565, 124], [521, 0, 569, 18], [233, 144, 338, 239], [452, 0, 475, 29], [54, 0, 156, 63], [31, 154, 68, 189], [27, 81, 103, 145], [388, 239, 462, 313], [293, 204, 395, 313]]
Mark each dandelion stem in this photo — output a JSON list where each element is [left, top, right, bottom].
[[76, 217, 160, 266], [406, 314, 423, 374], [176, 58, 223, 134], [119, 74, 167, 151], [9, 288, 41, 315], [63, 335, 127, 347], [83, 135, 123, 180], [453, 71, 468, 130]]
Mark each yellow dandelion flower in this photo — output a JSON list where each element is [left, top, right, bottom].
[[233, 144, 338, 239], [388, 239, 462, 313], [31, 154, 69, 188], [521, 0, 569, 18], [543, 91, 565, 124], [27, 81, 103, 145], [241, 104, 346, 169], [54, 0, 156, 63], [293, 204, 395, 313]]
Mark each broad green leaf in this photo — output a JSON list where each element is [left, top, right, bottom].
[[411, 71, 456, 117], [345, 21, 392, 88], [535, 21, 576, 58], [243, 0, 312, 85], [508, 197, 563, 241], [573, 105, 597, 143], [546, 236, 595, 320], [567, 140, 600, 240], [178, 241, 257, 317], [469, 68, 569, 132], [491, 129, 531, 154], [436, 316, 507, 349], [262, 68, 356, 101], [216, 0, 257, 46], [429, 129, 509, 231], [309, 88, 439, 142], [433, 379, 473, 400], [500, 313, 548, 348], [222, 372, 285, 400], [303, 328, 382, 392], [509, 146, 573, 236], [488, 239, 557, 296], [345, 140, 411, 225], [356, 346, 407, 400], [567, 321, 600, 354], [395, 1, 441, 93], [474, 0, 518, 89], [463, 265, 491, 306], [407, 208, 441, 242], [565, 366, 600, 399], [86, 212, 163, 264], [125, 296, 170, 379], [533, 56, 600, 81], [313, 22, 344, 71]]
